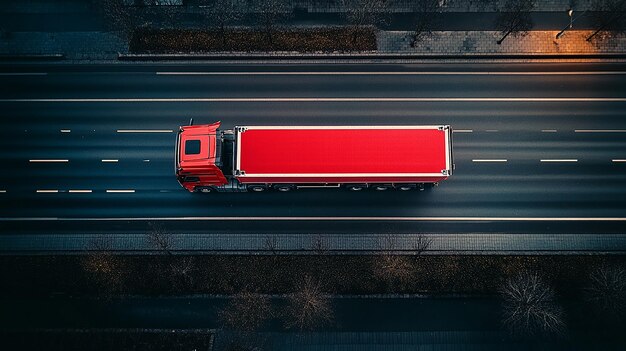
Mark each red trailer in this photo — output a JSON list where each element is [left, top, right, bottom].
[[176, 122, 453, 193]]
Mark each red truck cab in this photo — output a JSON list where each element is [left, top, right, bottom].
[[175, 122, 227, 192]]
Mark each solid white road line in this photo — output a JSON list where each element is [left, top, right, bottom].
[[106, 190, 135, 193], [29, 159, 69, 163], [453, 130, 473, 133], [155, 71, 626, 76], [36, 190, 59, 193], [472, 159, 508, 162], [2, 216, 626, 221], [101, 159, 119, 162], [0, 72, 47, 76], [117, 129, 173, 133], [542, 129, 558, 132], [540, 159, 578, 162], [575, 130, 626, 133], [3, 97, 626, 103], [68, 190, 92, 193], [612, 159, 626, 162], [60, 129, 71, 133]]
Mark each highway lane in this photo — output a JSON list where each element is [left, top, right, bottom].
[[3, 69, 626, 100], [1, 63, 626, 235]]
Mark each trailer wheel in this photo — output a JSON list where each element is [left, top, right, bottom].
[[273, 184, 295, 192], [373, 185, 391, 191], [194, 186, 215, 193], [396, 184, 416, 191], [247, 184, 267, 192], [346, 184, 367, 191]]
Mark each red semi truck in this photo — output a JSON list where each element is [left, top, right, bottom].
[[176, 121, 453, 193]]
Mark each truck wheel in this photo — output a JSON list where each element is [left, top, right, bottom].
[[194, 186, 215, 193], [396, 184, 416, 191], [373, 185, 391, 191], [273, 184, 295, 192], [247, 184, 267, 192], [346, 184, 367, 191]]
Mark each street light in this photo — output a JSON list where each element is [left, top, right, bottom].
[[556, 8, 588, 39], [568, 9, 574, 28], [556, 9, 574, 39]]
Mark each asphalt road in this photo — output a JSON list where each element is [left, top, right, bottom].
[[1, 62, 626, 236]]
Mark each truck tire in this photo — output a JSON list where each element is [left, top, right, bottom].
[[395, 184, 416, 191], [247, 184, 267, 192], [346, 184, 367, 191], [194, 186, 215, 193], [273, 184, 295, 192]]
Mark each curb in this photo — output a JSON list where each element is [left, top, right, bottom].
[[2, 233, 626, 255], [0, 54, 65, 61], [119, 52, 626, 61]]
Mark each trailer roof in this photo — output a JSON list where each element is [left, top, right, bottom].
[[235, 126, 451, 177]]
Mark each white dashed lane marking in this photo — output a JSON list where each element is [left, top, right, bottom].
[[472, 159, 508, 163], [29, 159, 69, 163]]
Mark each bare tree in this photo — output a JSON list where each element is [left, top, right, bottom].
[[585, 265, 626, 318], [494, 0, 535, 45], [199, 0, 243, 46], [219, 291, 273, 331], [412, 234, 433, 255], [373, 255, 414, 288], [587, 0, 626, 42], [147, 222, 173, 255], [262, 234, 279, 254], [340, 0, 389, 44], [146, 222, 198, 291], [81, 236, 127, 297], [311, 234, 330, 254], [373, 234, 414, 289], [253, 0, 293, 45], [169, 256, 197, 290], [285, 276, 333, 330], [500, 271, 566, 337], [410, 0, 441, 46]]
